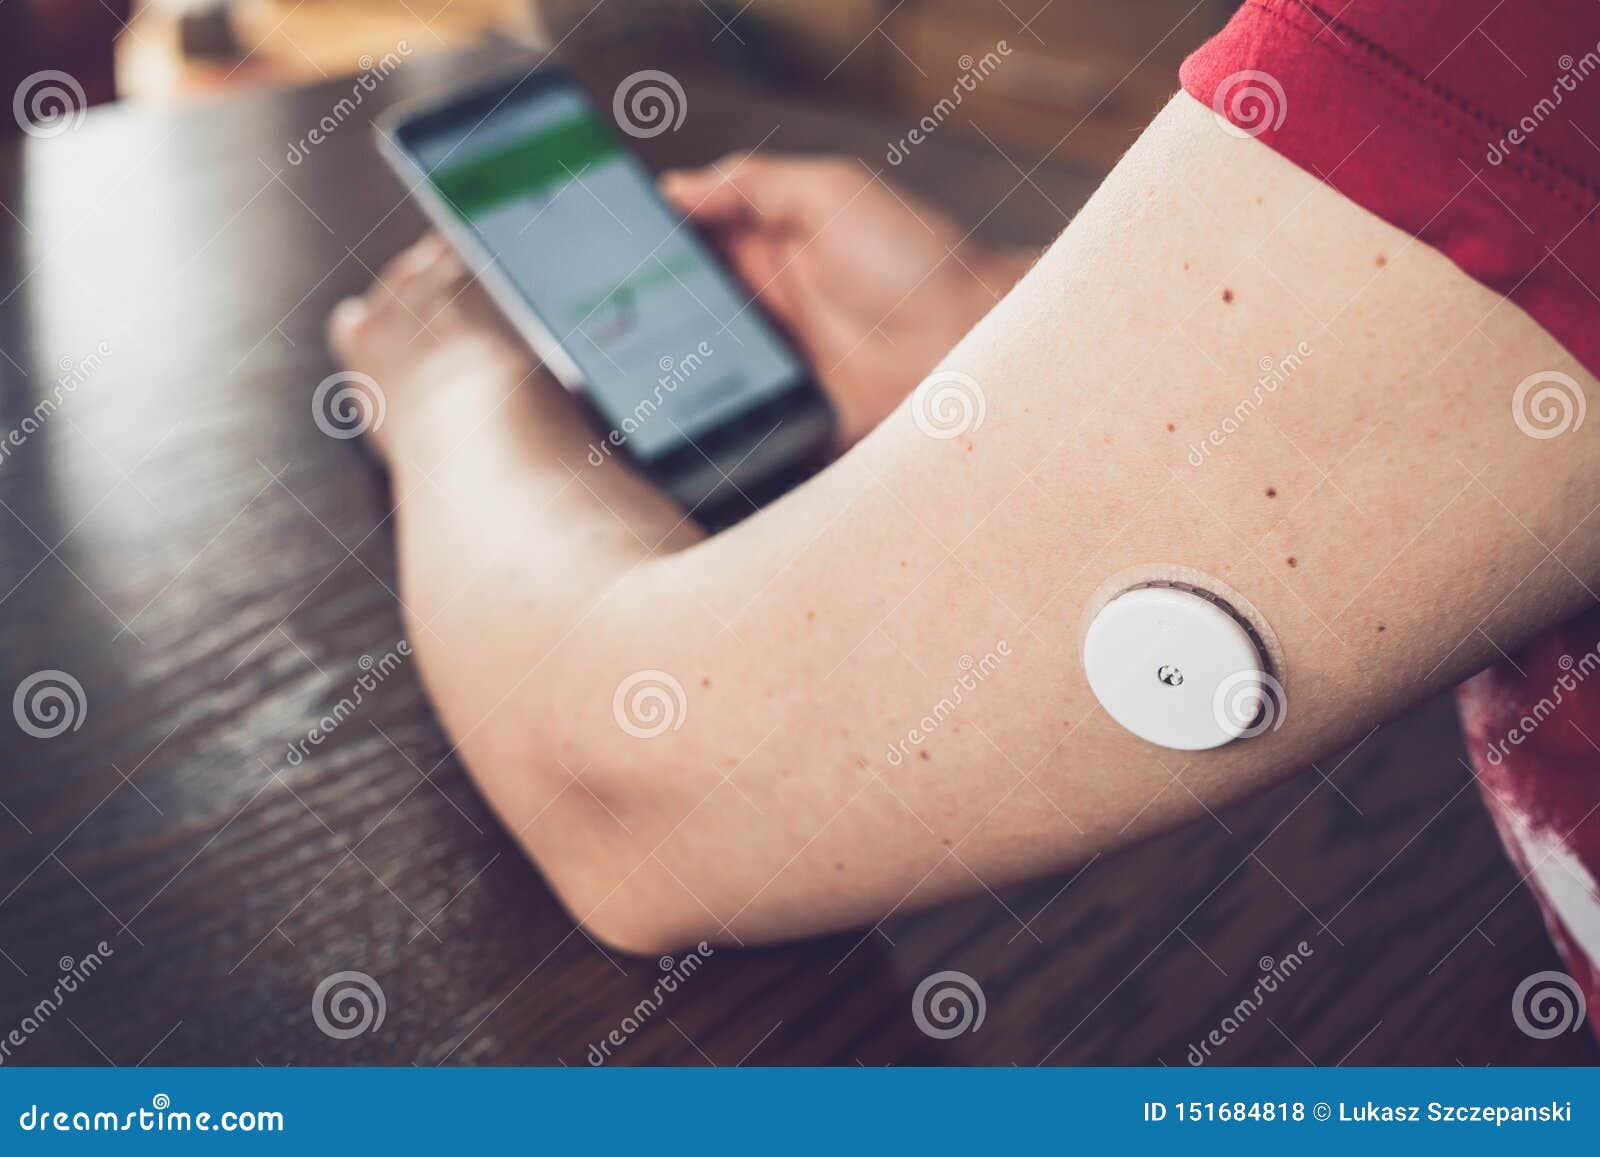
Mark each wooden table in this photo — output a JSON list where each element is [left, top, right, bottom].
[[1, 42, 1593, 1067]]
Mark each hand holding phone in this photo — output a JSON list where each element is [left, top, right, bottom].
[[377, 69, 835, 528], [659, 155, 1036, 448]]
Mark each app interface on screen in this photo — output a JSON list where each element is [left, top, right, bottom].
[[411, 87, 803, 461]]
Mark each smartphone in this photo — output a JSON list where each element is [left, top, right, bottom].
[[375, 68, 835, 528]]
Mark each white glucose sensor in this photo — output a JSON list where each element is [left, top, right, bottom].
[[1082, 584, 1270, 751]]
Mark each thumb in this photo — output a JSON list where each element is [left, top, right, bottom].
[[659, 153, 820, 229], [659, 168, 747, 223]]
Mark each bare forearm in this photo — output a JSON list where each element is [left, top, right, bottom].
[[379, 361, 699, 850]]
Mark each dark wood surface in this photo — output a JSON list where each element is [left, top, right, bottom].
[[0, 41, 1594, 1067]]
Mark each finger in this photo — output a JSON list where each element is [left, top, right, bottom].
[[376, 237, 464, 316], [414, 254, 471, 319], [661, 153, 828, 229], [383, 232, 450, 287], [659, 167, 751, 225], [326, 296, 370, 360], [412, 243, 468, 299]]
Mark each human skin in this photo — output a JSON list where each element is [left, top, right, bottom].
[[327, 93, 1600, 953]]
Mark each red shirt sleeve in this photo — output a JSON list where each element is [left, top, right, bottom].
[[1182, 0, 1600, 377]]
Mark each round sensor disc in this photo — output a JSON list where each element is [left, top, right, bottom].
[[1082, 586, 1267, 751]]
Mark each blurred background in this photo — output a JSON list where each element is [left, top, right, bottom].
[[2, 0, 1238, 169]]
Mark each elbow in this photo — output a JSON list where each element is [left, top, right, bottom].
[[541, 837, 727, 958], [481, 743, 733, 958], [454, 653, 763, 956], [577, 900, 708, 960]]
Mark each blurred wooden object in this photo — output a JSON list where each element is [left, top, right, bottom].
[[118, 0, 536, 100], [118, 2, 281, 101], [534, 0, 1234, 168], [113, 0, 1228, 166], [229, 0, 534, 78], [882, 0, 1231, 167]]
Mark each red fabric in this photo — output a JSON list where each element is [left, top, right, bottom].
[[1183, 0, 1600, 1040]]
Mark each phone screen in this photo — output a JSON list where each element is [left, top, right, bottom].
[[402, 84, 808, 462]]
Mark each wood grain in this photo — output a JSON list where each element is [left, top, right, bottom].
[[0, 42, 1593, 1067]]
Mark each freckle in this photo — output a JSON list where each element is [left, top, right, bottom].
[[1376, 624, 1386, 632], [1375, 254, 1387, 267], [701, 677, 711, 688], [1286, 556, 1298, 567], [1166, 422, 1176, 433], [806, 609, 815, 622], [919, 750, 930, 761], [1265, 486, 1277, 498], [900, 560, 907, 568], [1255, 195, 1263, 205], [1182, 260, 1190, 271], [965, 441, 975, 452], [1221, 288, 1234, 304], [940, 836, 952, 846], [835, 861, 845, 871]]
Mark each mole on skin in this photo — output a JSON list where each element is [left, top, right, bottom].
[[1221, 288, 1235, 303], [1265, 486, 1277, 498]]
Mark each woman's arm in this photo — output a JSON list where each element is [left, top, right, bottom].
[[332, 94, 1600, 952]]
